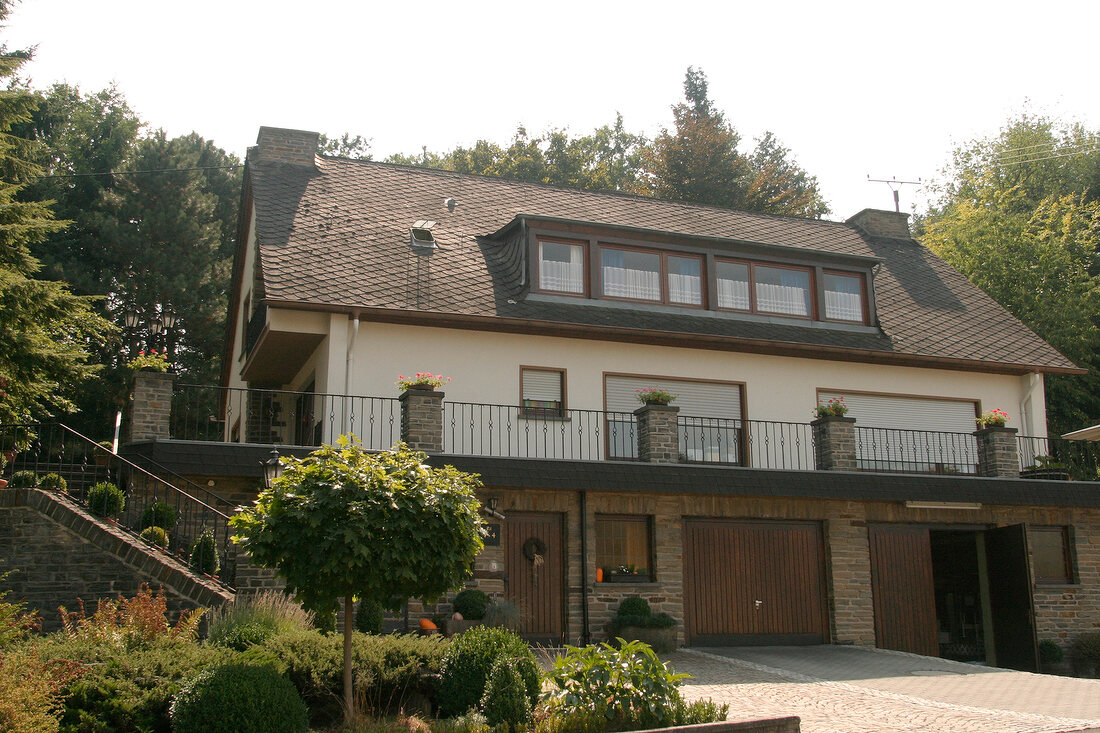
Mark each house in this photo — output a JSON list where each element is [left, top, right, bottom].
[[132, 126, 1099, 669]]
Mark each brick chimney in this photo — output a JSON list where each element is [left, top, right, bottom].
[[846, 209, 911, 240], [254, 126, 320, 167]]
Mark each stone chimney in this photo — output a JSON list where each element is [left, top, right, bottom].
[[846, 209, 912, 240], [254, 126, 320, 167]]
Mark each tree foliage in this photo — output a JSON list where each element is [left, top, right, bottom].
[[230, 438, 484, 717], [0, 12, 113, 428], [921, 114, 1100, 434]]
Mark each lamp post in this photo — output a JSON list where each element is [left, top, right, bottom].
[[261, 448, 282, 489], [123, 305, 177, 358]]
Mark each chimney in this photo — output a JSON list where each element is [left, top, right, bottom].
[[254, 126, 320, 167], [846, 209, 911, 240]]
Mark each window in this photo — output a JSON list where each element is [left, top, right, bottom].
[[596, 515, 653, 582], [824, 271, 866, 322], [601, 247, 661, 301], [538, 239, 585, 295], [754, 265, 812, 317], [521, 367, 565, 418], [716, 260, 750, 310], [1032, 526, 1073, 585], [667, 255, 703, 305]]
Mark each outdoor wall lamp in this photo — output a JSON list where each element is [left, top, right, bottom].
[[261, 447, 283, 489], [486, 496, 500, 513]]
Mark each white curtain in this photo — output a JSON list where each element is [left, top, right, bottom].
[[668, 272, 701, 304], [755, 268, 810, 316], [540, 244, 584, 293], [824, 277, 862, 321], [717, 278, 750, 309], [602, 250, 660, 300]]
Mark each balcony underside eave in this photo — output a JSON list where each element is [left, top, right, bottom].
[[241, 329, 325, 384]]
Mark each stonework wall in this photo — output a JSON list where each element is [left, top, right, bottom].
[[128, 372, 175, 442], [0, 489, 232, 632]]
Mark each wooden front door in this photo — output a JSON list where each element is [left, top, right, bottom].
[[503, 512, 565, 644], [683, 519, 827, 645], [868, 524, 939, 656]]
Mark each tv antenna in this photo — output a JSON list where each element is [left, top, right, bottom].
[[867, 175, 922, 212]]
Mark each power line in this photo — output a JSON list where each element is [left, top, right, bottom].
[[991, 147, 1100, 168], [35, 164, 242, 180]]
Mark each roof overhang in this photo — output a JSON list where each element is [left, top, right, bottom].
[[1062, 424, 1100, 441]]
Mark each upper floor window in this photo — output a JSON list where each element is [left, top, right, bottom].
[[824, 271, 866, 323], [521, 367, 565, 418], [601, 246, 704, 307], [716, 260, 816, 319], [538, 239, 585, 295]]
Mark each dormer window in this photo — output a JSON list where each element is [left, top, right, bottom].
[[823, 271, 867, 323], [600, 245, 704, 307], [538, 238, 586, 295]]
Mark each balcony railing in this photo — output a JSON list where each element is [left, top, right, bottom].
[[165, 384, 1100, 479], [856, 426, 979, 475]]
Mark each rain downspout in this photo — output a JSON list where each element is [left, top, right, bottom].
[[579, 490, 590, 645], [1019, 372, 1041, 435], [345, 310, 360, 397]]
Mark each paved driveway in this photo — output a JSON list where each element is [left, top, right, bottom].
[[671, 645, 1100, 733]]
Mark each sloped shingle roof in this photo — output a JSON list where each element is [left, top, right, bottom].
[[246, 156, 1077, 373]]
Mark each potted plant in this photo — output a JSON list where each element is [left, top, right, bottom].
[[94, 440, 114, 466], [635, 387, 677, 406], [976, 408, 1010, 429], [606, 596, 678, 653], [813, 396, 849, 419], [395, 372, 452, 391], [87, 481, 125, 524], [1021, 455, 1072, 481], [126, 349, 171, 372], [447, 588, 489, 635], [139, 525, 170, 549]]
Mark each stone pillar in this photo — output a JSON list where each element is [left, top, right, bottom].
[[635, 404, 680, 463], [975, 426, 1019, 478], [825, 504, 875, 646], [812, 416, 857, 471], [400, 388, 444, 452], [128, 371, 176, 442]]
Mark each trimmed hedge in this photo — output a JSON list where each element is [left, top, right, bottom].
[[169, 663, 307, 733]]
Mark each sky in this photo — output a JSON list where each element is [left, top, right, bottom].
[[6, 1, 1100, 220]]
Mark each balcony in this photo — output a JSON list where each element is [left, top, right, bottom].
[[165, 384, 1100, 480]]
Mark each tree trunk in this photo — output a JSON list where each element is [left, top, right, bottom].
[[344, 593, 354, 720]]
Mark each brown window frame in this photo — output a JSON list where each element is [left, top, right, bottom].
[[821, 269, 870, 325], [1031, 525, 1076, 585], [599, 244, 706, 308], [595, 514, 655, 583], [535, 237, 588, 297], [519, 366, 567, 419], [715, 258, 816, 320]]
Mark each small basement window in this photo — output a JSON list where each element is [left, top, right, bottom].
[[596, 515, 654, 582], [1031, 526, 1074, 585]]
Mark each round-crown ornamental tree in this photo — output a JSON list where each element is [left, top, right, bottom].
[[230, 437, 485, 719]]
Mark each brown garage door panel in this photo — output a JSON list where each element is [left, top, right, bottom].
[[868, 524, 939, 657], [684, 519, 827, 646]]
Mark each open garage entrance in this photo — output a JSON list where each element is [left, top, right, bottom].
[[683, 519, 828, 646], [869, 523, 1039, 670]]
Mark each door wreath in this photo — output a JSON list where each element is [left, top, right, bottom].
[[522, 536, 547, 561]]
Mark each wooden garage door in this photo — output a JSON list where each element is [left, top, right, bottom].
[[683, 519, 827, 645], [868, 524, 939, 656]]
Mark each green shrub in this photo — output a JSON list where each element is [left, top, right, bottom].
[[482, 599, 520, 631], [10, 469, 39, 488], [139, 526, 170, 549], [1039, 638, 1064, 665], [1072, 631, 1100, 676], [87, 481, 125, 517], [140, 500, 177, 530], [480, 657, 531, 730], [432, 710, 491, 733], [30, 633, 229, 733], [544, 639, 726, 730], [613, 612, 676, 630], [355, 598, 384, 635], [453, 589, 491, 621], [0, 648, 78, 733], [169, 663, 308, 733], [189, 529, 219, 575], [207, 591, 314, 650], [437, 625, 538, 718], [38, 473, 67, 493], [615, 597, 651, 618]]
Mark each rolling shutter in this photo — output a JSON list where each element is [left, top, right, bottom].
[[818, 392, 976, 433], [521, 369, 563, 403], [606, 376, 741, 418]]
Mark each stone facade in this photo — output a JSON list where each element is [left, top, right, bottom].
[[0, 488, 232, 631], [128, 371, 175, 442], [812, 416, 857, 471], [975, 426, 1020, 478], [400, 388, 444, 452], [635, 404, 681, 463]]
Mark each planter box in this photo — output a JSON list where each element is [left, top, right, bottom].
[[1021, 468, 1071, 481], [613, 625, 678, 653], [444, 618, 483, 636]]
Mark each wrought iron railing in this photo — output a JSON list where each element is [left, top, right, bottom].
[[172, 384, 400, 449], [0, 423, 237, 589], [855, 426, 979, 475], [1017, 435, 1100, 481]]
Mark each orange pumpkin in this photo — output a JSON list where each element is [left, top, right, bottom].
[[418, 618, 437, 630]]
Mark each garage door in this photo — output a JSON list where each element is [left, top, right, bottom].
[[683, 519, 828, 645]]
